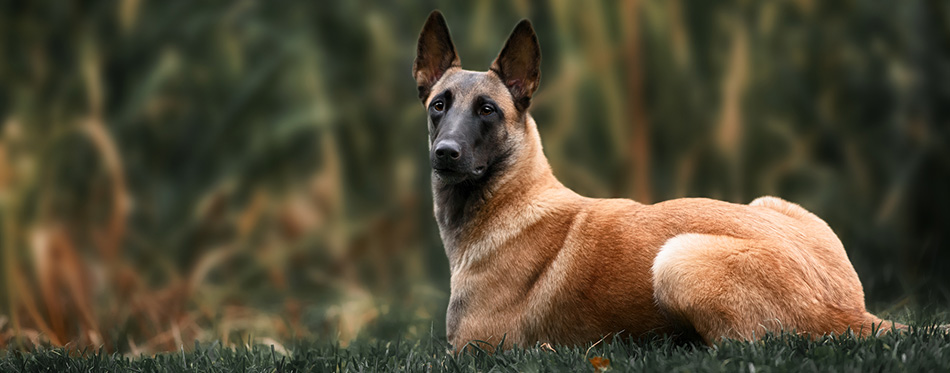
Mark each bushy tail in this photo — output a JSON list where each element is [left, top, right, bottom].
[[861, 313, 950, 336], [862, 313, 908, 337]]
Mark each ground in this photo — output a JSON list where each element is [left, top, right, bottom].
[[2, 318, 949, 372]]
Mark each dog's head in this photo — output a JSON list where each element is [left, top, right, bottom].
[[413, 11, 541, 186]]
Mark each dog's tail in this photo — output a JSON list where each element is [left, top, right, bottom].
[[863, 312, 950, 337], [860, 312, 909, 336]]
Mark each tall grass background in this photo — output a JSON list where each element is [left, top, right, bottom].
[[1, 0, 948, 354]]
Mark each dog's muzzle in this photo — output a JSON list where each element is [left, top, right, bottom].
[[431, 139, 485, 183]]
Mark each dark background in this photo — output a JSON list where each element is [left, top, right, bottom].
[[1, 0, 948, 353]]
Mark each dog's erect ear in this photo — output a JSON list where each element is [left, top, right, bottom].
[[413, 11, 460, 102], [491, 20, 541, 112]]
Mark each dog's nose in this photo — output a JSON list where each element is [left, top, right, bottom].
[[434, 140, 461, 160]]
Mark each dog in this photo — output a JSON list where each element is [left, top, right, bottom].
[[412, 10, 899, 350]]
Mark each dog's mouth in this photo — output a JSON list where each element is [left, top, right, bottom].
[[433, 167, 459, 175], [433, 165, 487, 184]]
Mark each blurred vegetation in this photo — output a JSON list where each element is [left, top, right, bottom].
[[0, 0, 948, 354]]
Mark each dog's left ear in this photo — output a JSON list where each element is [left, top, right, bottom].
[[413, 11, 461, 102], [491, 20, 541, 112]]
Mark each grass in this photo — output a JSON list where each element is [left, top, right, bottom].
[[2, 325, 949, 372]]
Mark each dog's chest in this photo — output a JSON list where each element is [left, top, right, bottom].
[[445, 262, 536, 345]]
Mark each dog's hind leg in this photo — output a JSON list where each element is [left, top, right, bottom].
[[651, 233, 879, 344], [652, 234, 767, 343]]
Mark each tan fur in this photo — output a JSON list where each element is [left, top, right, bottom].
[[415, 13, 896, 351], [446, 97, 890, 349], [443, 141, 894, 348]]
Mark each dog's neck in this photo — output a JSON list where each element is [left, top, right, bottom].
[[432, 115, 565, 269]]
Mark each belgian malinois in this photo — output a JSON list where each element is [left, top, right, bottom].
[[413, 11, 899, 350]]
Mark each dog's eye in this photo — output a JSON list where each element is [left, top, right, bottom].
[[432, 100, 445, 112], [479, 105, 494, 116]]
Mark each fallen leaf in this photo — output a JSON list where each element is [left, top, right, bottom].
[[589, 356, 610, 371]]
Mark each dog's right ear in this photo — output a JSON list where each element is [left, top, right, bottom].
[[413, 11, 460, 102]]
